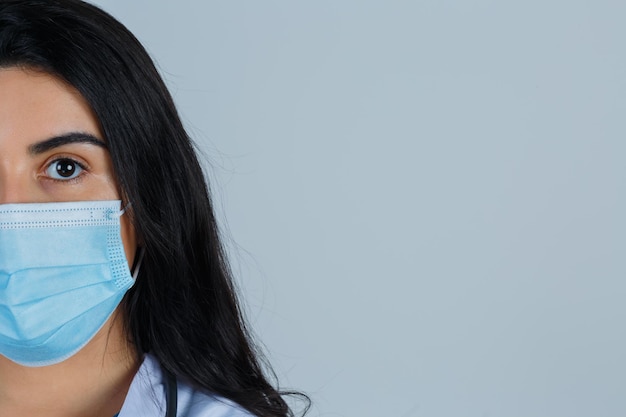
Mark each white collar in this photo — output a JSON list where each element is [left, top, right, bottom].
[[117, 354, 168, 417]]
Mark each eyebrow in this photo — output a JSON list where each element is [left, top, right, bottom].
[[28, 132, 107, 155]]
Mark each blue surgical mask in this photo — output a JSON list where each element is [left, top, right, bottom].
[[0, 200, 138, 367]]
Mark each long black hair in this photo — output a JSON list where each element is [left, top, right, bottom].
[[0, 1, 306, 416]]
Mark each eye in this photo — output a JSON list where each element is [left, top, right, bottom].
[[45, 158, 85, 180]]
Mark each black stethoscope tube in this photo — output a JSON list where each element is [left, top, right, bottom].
[[164, 369, 178, 417]]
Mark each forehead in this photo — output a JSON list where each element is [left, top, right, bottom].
[[0, 67, 103, 145]]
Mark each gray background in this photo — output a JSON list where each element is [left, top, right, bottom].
[[92, 1, 625, 416]]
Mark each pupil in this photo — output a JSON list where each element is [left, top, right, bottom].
[[56, 160, 75, 177]]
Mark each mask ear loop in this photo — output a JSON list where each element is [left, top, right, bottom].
[[115, 202, 143, 280], [118, 202, 132, 216], [131, 247, 145, 280]]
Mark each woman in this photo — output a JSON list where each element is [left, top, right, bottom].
[[0, 1, 305, 416]]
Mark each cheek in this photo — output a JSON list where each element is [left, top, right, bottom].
[[119, 214, 137, 269]]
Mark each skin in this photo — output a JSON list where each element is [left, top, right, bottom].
[[0, 67, 138, 416]]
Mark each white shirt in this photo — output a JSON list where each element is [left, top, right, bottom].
[[118, 354, 254, 417]]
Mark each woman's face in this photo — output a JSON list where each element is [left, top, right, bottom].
[[0, 67, 137, 266]]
